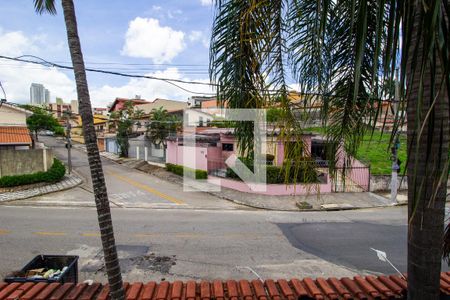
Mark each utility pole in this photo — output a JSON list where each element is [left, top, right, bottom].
[[65, 110, 72, 174], [390, 69, 400, 203]]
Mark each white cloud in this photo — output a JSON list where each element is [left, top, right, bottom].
[[200, 0, 213, 6], [121, 17, 186, 63], [90, 68, 215, 107], [0, 28, 76, 103], [188, 30, 210, 48]]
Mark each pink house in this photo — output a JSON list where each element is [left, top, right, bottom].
[[166, 128, 313, 172], [166, 127, 371, 194]]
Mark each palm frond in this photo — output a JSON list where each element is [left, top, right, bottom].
[[33, 0, 57, 15]]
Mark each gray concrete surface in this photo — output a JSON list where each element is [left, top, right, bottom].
[[0, 205, 419, 283], [18, 136, 241, 210], [0, 173, 82, 202]]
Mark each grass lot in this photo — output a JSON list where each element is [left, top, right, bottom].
[[304, 127, 406, 175], [356, 132, 407, 175]]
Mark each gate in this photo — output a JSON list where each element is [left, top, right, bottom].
[[332, 165, 371, 192]]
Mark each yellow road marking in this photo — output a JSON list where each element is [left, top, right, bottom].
[[107, 171, 185, 205], [0, 229, 10, 235], [34, 231, 66, 236], [81, 232, 100, 237], [133, 233, 161, 238]]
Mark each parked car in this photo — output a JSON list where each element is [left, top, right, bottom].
[[40, 130, 55, 136]]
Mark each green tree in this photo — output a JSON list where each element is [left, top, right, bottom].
[[33, 1, 125, 299], [210, 1, 449, 298], [146, 107, 180, 151], [116, 118, 132, 157], [113, 101, 145, 157], [25, 107, 60, 142]]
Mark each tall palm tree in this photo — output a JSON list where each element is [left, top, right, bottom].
[[33, 1, 125, 299], [210, 0, 449, 298]]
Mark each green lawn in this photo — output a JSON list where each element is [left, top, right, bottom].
[[356, 132, 407, 175], [304, 127, 406, 175]]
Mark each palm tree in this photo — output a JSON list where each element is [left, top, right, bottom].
[[146, 107, 180, 157], [33, 1, 125, 299], [210, 0, 449, 298]]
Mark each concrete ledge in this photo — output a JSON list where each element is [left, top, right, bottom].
[[0, 173, 83, 202]]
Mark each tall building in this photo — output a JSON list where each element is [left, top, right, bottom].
[[30, 83, 50, 105], [30, 83, 44, 105], [45, 89, 50, 104], [70, 100, 79, 114]]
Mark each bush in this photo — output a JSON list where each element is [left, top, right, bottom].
[[166, 163, 208, 180], [0, 159, 66, 187], [225, 158, 318, 184]]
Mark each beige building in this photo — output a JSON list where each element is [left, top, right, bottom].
[[134, 98, 188, 115], [0, 103, 33, 149], [0, 103, 32, 126]]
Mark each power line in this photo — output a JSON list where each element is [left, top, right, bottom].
[[0, 54, 217, 96]]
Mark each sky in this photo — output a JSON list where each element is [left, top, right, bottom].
[[0, 0, 216, 108]]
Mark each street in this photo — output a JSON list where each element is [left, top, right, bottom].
[[0, 205, 410, 282], [33, 136, 240, 209], [1, 136, 447, 283]]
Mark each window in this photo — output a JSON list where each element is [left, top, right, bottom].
[[222, 143, 234, 151]]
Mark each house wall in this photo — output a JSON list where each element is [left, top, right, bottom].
[[0, 106, 27, 126], [0, 148, 53, 177], [207, 146, 224, 170], [185, 110, 213, 127], [274, 135, 312, 166]]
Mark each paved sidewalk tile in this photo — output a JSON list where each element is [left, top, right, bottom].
[[0, 173, 83, 202]]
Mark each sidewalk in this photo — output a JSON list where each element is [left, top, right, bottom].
[[132, 161, 396, 211], [83, 146, 397, 211], [0, 172, 83, 202]]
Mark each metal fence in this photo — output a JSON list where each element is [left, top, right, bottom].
[[205, 157, 371, 192], [331, 165, 371, 192]]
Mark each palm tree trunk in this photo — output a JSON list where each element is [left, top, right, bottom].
[[60, 1, 125, 299], [406, 1, 450, 299]]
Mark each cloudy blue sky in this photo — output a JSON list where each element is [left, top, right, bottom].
[[0, 0, 216, 107]]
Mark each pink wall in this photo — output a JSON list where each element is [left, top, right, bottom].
[[275, 135, 312, 166], [346, 158, 370, 191], [166, 141, 208, 171], [166, 141, 177, 164], [208, 175, 332, 195]]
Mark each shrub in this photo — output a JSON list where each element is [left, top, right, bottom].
[[225, 158, 318, 184], [166, 163, 208, 180], [0, 158, 66, 187]]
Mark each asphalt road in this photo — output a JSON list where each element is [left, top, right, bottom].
[[0, 205, 421, 282], [36, 136, 240, 209]]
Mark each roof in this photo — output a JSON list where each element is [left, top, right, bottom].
[[108, 98, 150, 112], [135, 99, 188, 114], [1, 272, 450, 300], [76, 116, 108, 126], [0, 126, 32, 145], [0, 103, 33, 117]]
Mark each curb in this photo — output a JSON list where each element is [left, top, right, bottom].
[[73, 147, 404, 212], [0, 173, 83, 203]]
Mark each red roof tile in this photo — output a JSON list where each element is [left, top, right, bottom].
[[1, 273, 450, 300], [0, 126, 32, 145]]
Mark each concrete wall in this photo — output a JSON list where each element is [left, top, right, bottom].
[[0, 148, 53, 177], [370, 175, 450, 192]]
